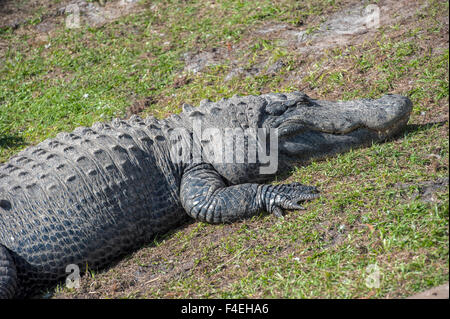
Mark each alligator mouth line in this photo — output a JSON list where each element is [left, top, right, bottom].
[[276, 115, 410, 140]]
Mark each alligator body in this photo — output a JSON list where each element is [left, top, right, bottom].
[[0, 92, 412, 298]]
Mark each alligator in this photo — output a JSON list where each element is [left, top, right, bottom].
[[0, 91, 412, 298]]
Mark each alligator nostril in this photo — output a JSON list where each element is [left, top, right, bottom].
[[0, 199, 11, 210]]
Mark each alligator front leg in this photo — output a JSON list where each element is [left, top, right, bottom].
[[180, 164, 319, 223]]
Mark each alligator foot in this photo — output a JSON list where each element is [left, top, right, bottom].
[[260, 182, 319, 218], [180, 163, 319, 224]]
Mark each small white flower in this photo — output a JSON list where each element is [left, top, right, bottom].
[[83, 93, 89, 98]]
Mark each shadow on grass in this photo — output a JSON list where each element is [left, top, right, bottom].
[[43, 216, 196, 299], [402, 120, 448, 137], [0, 134, 27, 149]]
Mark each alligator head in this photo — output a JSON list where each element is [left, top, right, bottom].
[[261, 92, 412, 164], [175, 91, 412, 184]]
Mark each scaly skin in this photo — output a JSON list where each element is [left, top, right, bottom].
[[0, 92, 412, 298]]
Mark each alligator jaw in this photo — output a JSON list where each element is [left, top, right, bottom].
[[276, 94, 412, 161]]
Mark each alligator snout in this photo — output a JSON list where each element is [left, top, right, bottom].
[[276, 93, 413, 161], [361, 94, 412, 133]]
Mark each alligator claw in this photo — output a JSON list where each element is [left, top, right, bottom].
[[264, 182, 319, 217], [273, 206, 285, 218]]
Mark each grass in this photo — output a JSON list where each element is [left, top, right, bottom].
[[0, 0, 448, 299]]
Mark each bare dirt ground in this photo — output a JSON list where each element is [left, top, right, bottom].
[[0, 0, 140, 57], [0, 0, 139, 30]]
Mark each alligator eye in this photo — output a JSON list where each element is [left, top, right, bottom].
[[0, 199, 11, 210], [265, 101, 288, 116]]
